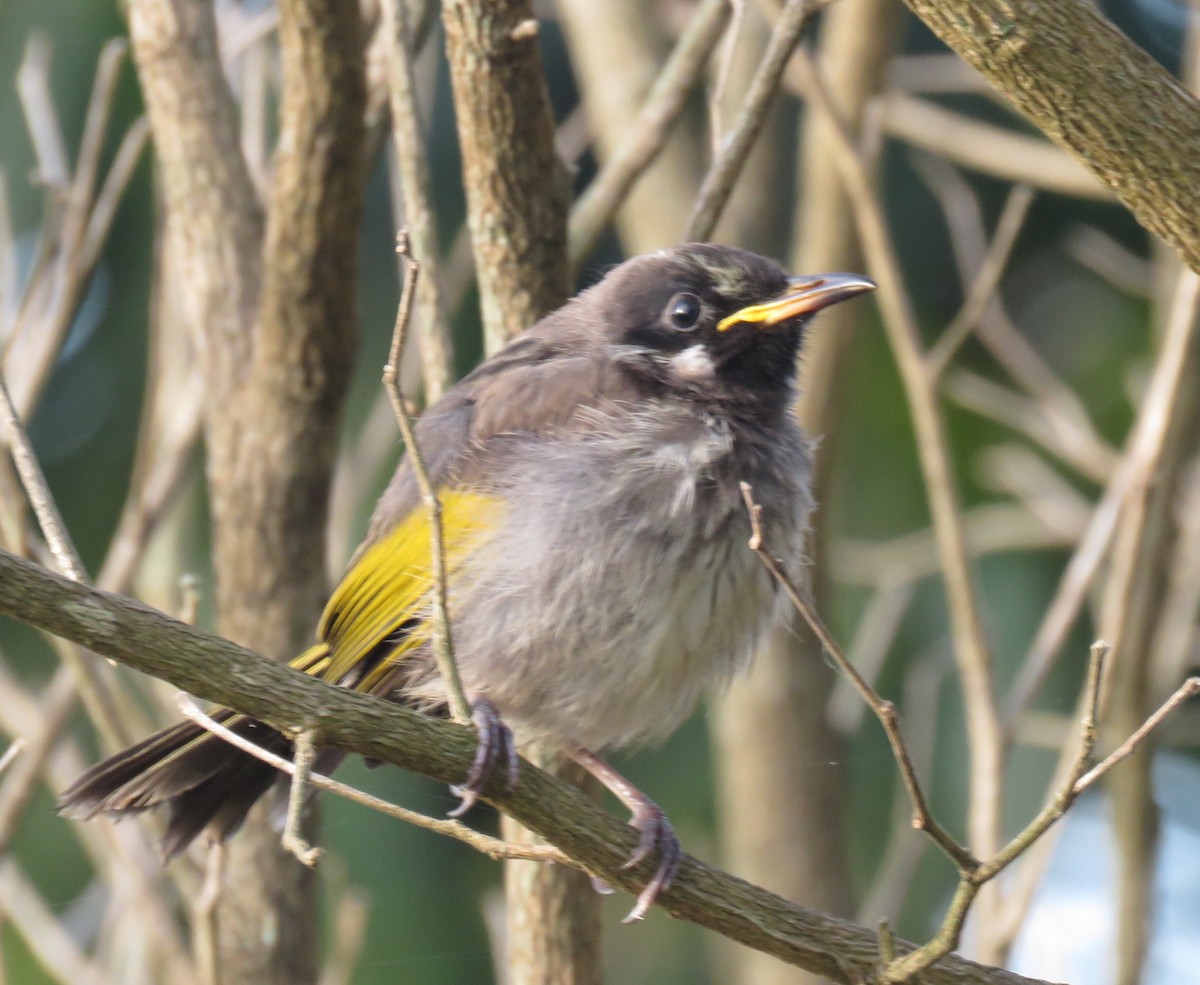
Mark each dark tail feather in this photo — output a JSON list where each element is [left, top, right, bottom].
[[58, 712, 293, 859]]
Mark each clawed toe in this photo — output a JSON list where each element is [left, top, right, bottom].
[[620, 803, 681, 923], [447, 697, 518, 818]]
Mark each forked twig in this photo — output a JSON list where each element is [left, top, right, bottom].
[[740, 482, 979, 875], [739, 483, 1200, 984], [383, 231, 471, 724]]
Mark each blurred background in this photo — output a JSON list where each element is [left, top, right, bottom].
[[1, 0, 1198, 983]]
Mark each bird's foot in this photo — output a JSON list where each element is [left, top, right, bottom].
[[619, 799, 681, 923], [448, 697, 518, 818], [569, 747, 682, 922]]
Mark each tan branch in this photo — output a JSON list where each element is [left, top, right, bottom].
[[900, 0, 1200, 271]]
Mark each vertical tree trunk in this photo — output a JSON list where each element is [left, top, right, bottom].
[[127, 0, 367, 981], [711, 4, 903, 983], [438, 3, 581, 982]]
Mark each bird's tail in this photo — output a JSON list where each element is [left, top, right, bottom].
[[57, 645, 330, 859]]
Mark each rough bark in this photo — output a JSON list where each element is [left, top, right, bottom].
[[125, 0, 367, 981], [0, 546, 1057, 985], [439, 0, 570, 354], [502, 756, 603, 985], [900, 0, 1200, 272]]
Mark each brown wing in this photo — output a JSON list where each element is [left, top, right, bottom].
[[359, 328, 646, 547]]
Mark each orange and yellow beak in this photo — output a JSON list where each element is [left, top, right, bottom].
[[716, 273, 876, 332]]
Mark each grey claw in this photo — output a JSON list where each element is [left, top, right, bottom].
[[447, 697, 517, 818]]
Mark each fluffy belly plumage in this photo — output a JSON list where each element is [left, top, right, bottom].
[[427, 408, 813, 752]]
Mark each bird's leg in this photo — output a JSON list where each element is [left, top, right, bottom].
[[570, 747, 683, 922], [448, 696, 519, 817]]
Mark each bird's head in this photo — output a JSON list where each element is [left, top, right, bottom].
[[591, 243, 874, 413]]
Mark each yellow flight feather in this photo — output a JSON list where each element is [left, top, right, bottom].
[[314, 490, 503, 693]]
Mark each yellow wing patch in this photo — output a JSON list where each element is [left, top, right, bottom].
[[314, 490, 503, 693]]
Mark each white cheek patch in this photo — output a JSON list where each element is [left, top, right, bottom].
[[670, 344, 715, 381]]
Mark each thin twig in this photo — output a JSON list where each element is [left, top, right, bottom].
[[79, 115, 152, 272], [926, 184, 1035, 378], [913, 150, 1118, 479], [1005, 269, 1200, 723], [0, 672, 74, 858], [16, 34, 69, 188], [740, 483, 979, 875], [194, 843, 224, 985], [1071, 677, 1200, 796], [382, 0, 454, 401], [879, 93, 1109, 201], [0, 861, 106, 985], [0, 376, 85, 581], [0, 739, 24, 777], [568, 0, 730, 265], [884, 649, 1198, 982], [792, 45, 1005, 869], [384, 232, 471, 724], [686, 0, 828, 241], [281, 729, 322, 866], [944, 370, 1116, 484], [176, 696, 567, 865], [0, 375, 129, 746], [708, 0, 747, 153]]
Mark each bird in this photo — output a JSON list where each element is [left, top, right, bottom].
[[59, 243, 874, 921]]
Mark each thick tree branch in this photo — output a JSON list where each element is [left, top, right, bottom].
[[0, 548, 1050, 985], [439, 0, 569, 353], [901, 0, 1200, 271]]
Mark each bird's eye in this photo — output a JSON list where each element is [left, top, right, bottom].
[[666, 293, 702, 331]]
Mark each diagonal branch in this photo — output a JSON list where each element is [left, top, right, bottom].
[[900, 0, 1200, 271], [0, 546, 1052, 985]]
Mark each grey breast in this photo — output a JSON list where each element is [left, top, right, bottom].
[[433, 400, 814, 752]]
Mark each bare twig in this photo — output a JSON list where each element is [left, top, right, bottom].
[[686, 0, 827, 241], [194, 844, 224, 985], [0, 375, 130, 747], [882, 644, 1194, 982], [0, 376, 85, 581], [176, 696, 566, 865], [880, 94, 1109, 200], [4, 545, 1057, 983], [709, 0, 748, 152], [382, 0, 454, 401], [1006, 270, 1200, 723], [0, 672, 74, 858], [0, 739, 23, 778], [912, 151, 1115, 469], [926, 184, 1036, 378], [832, 502, 1080, 587], [384, 234, 471, 724], [281, 729, 322, 866], [1072, 678, 1200, 794], [568, 0, 730, 264], [16, 34, 69, 187], [792, 46, 1006, 873], [318, 885, 370, 985], [0, 862, 106, 985], [740, 483, 979, 875], [944, 370, 1116, 484]]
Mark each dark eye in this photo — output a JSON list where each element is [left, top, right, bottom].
[[666, 293, 702, 331]]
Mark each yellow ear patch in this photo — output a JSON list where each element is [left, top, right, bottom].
[[315, 490, 503, 692]]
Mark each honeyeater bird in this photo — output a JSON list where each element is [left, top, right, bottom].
[[59, 243, 874, 920]]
